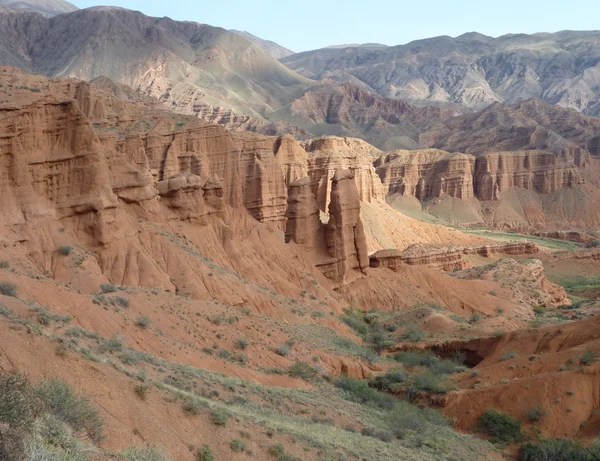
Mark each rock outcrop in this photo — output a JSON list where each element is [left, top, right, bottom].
[[375, 149, 475, 199], [474, 150, 585, 200], [318, 170, 369, 283], [285, 169, 370, 285], [533, 230, 596, 244], [370, 241, 540, 272], [284, 177, 320, 251], [302, 136, 384, 211]]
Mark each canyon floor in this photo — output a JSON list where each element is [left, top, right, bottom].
[[1, 66, 600, 461]]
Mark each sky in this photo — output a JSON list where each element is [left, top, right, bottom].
[[72, 0, 600, 52]]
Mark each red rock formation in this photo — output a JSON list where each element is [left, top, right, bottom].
[[318, 170, 369, 284], [370, 241, 540, 272], [273, 135, 308, 184], [302, 136, 384, 211], [375, 149, 475, 199], [533, 230, 595, 244], [284, 177, 321, 251], [474, 150, 584, 200]]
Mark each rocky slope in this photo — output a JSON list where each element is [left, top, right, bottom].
[[0, 6, 311, 119], [0, 0, 77, 16], [281, 31, 600, 114], [231, 30, 294, 59]]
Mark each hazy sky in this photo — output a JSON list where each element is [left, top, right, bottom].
[[72, 0, 600, 52]]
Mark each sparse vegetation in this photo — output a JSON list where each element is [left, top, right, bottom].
[[519, 438, 600, 461], [230, 438, 246, 452], [122, 446, 173, 461], [211, 408, 229, 426], [235, 338, 248, 350], [0, 261, 9, 269], [501, 351, 518, 361], [287, 362, 318, 380]]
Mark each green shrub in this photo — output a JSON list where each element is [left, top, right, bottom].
[[182, 398, 204, 415], [135, 315, 151, 328], [394, 350, 439, 367], [100, 284, 118, 293], [0, 281, 17, 298], [269, 444, 301, 461], [112, 296, 130, 308], [0, 372, 34, 430], [35, 378, 104, 442], [478, 409, 522, 443], [400, 324, 424, 342], [122, 446, 173, 461], [230, 438, 246, 452], [196, 445, 214, 461], [99, 336, 124, 353], [580, 350, 597, 365], [386, 401, 448, 438], [525, 405, 546, 423], [340, 309, 368, 337], [287, 362, 318, 380], [211, 408, 229, 426], [518, 438, 600, 461], [134, 384, 150, 401], [361, 426, 394, 442], [0, 261, 9, 269], [335, 376, 395, 409], [234, 338, 248, 350], [409, 370, 453, 394], [275, 344, 290, 356], [369, 369, 407, 392], [58, 245, 73, 256], [501, 351, 518, 361]]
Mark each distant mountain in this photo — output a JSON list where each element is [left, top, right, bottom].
[[281, 31, 600, 115], [0, 6, 311, 118], [0, 0, 77, 16], [231, 30, 294, 59]]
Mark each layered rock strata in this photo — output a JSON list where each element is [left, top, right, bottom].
[[369, 242, 539, 272]]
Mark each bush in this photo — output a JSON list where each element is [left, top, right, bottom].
[[518, 438, 599, 461], [135, 315, 151, 328], [0, 281, 17, 298], [0, 261, 9, 269], [112, 296, 130, 308], [400, 324, 424, 342], [230, 438, 246, 452], [525, 405, 546, 423], [99, 336, 124, 353], [501, 351, 518, 361], [580, 350, 597, 365], [409, 370, 452, 394], [58, 246, 73, 256], [269, 444, 301, 461], [275, 344, 290, 356], [478, 409, 522, 443], [287, 362, 318, 380], [196, 444, 214, 461], [234, 338, 248, 350], [122, 446, 173, 461], [386, 401, 448, 439], [134, 384, 150, 401], [100, 284, 118, 293], [361, 427, 394, 442], [211, 408, 229, 426], [35, 378, 104, 442], [0, 372, 34, 430], [369, 369, 407, 392], [335, 376, 395, 410], [182, 398, 204, 415], [394, 350, 439, 368]]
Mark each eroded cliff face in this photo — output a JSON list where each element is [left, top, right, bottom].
[[375, 149, 475, 199], [285, 170, 370, 285], [302, 136, 384, 212], [375, 147, 587, 203], [369, 242, 540, 272]]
